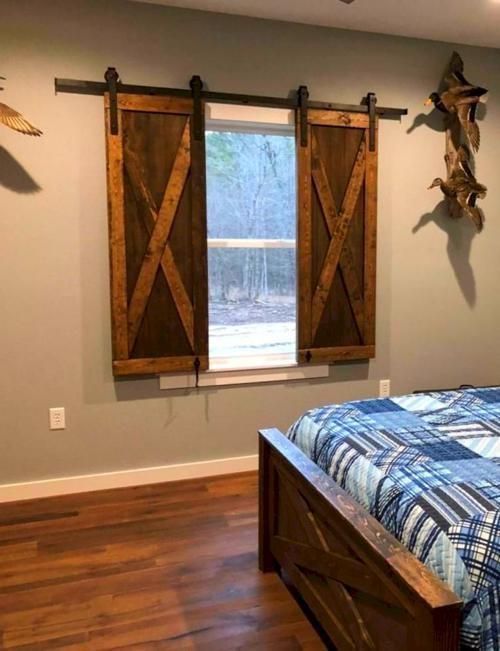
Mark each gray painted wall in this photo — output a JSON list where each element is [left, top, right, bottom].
[[1, 0, 499, 483]]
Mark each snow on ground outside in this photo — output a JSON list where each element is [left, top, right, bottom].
[[209, 322, 296, 358]]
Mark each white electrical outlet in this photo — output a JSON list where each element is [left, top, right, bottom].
[[49, 407, 66, 430], [379, 379, 391, 398]]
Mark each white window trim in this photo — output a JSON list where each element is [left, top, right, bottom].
[[159, 362, 329, 391], [206, 103, 294, 135], [197, 103, 299, 386]]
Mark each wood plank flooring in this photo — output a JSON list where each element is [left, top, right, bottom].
[[0, 472, 325, 649]]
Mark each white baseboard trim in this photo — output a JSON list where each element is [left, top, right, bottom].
[[0, 454, 259, 504]]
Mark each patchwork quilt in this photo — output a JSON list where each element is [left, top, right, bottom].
[[287, 388, 500, 651]]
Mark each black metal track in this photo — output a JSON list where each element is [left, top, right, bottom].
[[54, 77, 407, 118]]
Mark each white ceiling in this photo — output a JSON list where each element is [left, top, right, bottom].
[[131, 0, 500, 49]]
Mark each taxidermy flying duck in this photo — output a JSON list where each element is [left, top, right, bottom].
[[0, 77, 42, 137], [428, 145, 487, 232], [425, 52, 487, 152]]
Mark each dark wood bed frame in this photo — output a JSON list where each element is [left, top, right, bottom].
[[259, 428, 463, 651]]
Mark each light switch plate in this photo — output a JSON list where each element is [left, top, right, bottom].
[[379, 379, 391, 398], [49, 407, 66, 430]]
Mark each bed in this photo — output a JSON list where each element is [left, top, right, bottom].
[[259, 388, 500, 651]]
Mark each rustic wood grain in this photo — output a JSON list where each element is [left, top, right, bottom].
[[124, 145, 195, 350], [311, 126, 364, 350], [311, 138, 366, 338], [364, 126, 378, 346], [105, 94, 192, 115], [259, 428, 462, 651], [122, 109, 204, 366], [127, 118, 191, 353], [277, 473, 377, 651], [0, 473, 324, 650], [105, 107, 128, 360], [271, 537, 404, 609], [113, 354, 208, 376], [311, 132, 338, 232], [308, 110, 370, 129], [259, 433, 276, 573], [106, 93, 209, 377], [297, 117, 313, 353], [189, 100, 209, 365], [298, 345, 375, 364], [338, 243, 365, 341], [311, 132, 364, 340], [298, 107, 376, 363]]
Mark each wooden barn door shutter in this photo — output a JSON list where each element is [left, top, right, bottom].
[[105, 94, 208, 376], [297, 109, 377, 364]]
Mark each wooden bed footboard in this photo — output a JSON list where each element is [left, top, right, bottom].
[[259, 428, 463, 651]]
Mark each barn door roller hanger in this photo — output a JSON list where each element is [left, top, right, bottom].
[[55, 67, 407, 147]]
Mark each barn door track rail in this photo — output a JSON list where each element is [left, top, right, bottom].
[[54, 68, 407, 149]]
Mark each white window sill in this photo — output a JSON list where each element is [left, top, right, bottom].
[[158, 361, 329, 390]]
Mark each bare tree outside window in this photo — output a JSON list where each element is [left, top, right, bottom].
[[206, 129, 297, 363]]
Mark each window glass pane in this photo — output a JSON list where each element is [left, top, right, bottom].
[[205, 129, 296, 363], [208, 248, 296, 359]]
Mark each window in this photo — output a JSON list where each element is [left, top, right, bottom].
[[205, 105, 297, 370]]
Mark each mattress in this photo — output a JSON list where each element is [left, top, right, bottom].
[[287, 388, 500, 651]]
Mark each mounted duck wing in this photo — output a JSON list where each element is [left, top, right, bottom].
[[0, 102, 42, 136], [456, 144, 475, 180], [445, 51, 470, 88], [462, 194, 485, 232], [457, 104, 480, 152]]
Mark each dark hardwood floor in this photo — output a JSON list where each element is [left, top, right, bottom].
[[0, 472, 325, 649]]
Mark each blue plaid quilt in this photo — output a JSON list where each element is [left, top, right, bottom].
[[287, 388, 500, 650]]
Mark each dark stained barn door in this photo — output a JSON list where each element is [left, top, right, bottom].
[[105, 94, 208, 377], [297, 109, 377, 364]]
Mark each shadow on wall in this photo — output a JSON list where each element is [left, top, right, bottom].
[[0, 146, 41, 193], [407, 104, 487, 138], [413, 200, 476, 308], [407, 108, 446, 135]]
